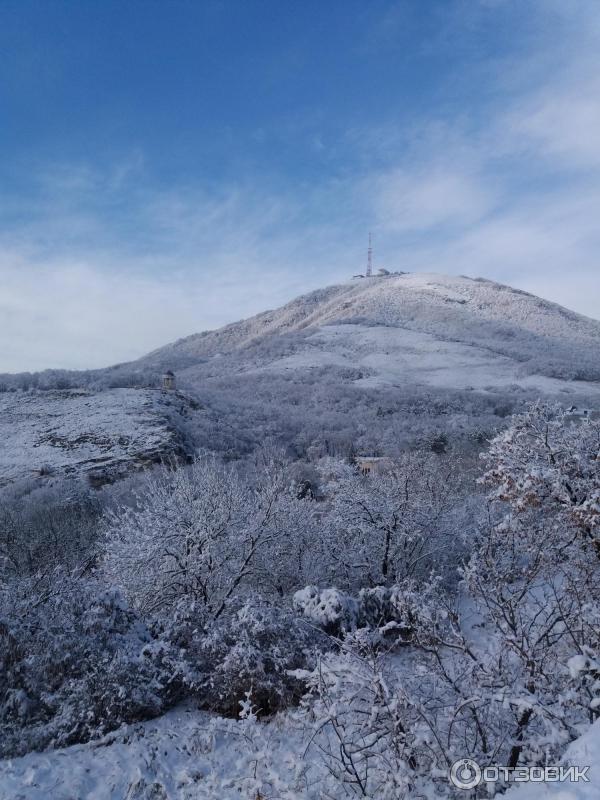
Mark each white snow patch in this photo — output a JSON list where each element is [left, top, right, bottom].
[[506, 720, 600, 799], [253, 323, 600, 394], [0, 389, 188, 488], [0, 705, 314, 800]]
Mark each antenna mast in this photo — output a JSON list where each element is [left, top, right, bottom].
[[366, 232, 373, 277]]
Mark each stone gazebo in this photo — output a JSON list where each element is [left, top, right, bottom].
[[162, 370, 176, 391]]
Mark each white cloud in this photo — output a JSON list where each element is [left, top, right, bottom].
[[367, 2, 600, 321], [502, 72, 600, 170], [0, 180, 359, 372], [374, 166, 495, 232], [0, 254, 315, 373]]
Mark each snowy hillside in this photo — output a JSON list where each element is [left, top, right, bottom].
[[0, 705, 310, 800], [0, 388, 193, 490], [143, 273, 600, 384], [128, 273, 600, 459], [248, 322, 600, 393]]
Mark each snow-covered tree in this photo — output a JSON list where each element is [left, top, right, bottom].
[[480, 401, 600, 553], [0, 483, 99, 578], [324, 453, 463, 589], [186, 598, 325, 716], [0, 570, 182, 757], [102, 457, 319, 619]]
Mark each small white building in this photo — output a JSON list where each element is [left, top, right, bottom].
[[162, 370, 176, 391], [355, 456, 394, 476]]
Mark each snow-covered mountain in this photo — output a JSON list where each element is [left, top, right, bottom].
[[130, 273, 600, 457], [142, 273, 600, 389]]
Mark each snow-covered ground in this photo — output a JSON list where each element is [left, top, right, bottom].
[[0, 705, 314, 800], [507, 720, 600, 799], [2, 705, 598, 799], [255, 322, 600, 394], [0, 388, 192, 489]]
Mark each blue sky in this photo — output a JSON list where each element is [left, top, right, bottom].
[[1, 0, 599, 371]]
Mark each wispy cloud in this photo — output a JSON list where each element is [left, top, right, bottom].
[[0, 168, 360, 371], [374, 166, 495, 233]]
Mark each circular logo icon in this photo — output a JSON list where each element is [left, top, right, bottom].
[[450, 758, 482, 790]]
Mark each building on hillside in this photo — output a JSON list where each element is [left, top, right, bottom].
[[162, 370, 176, 391], [355, 456, 394, 476]]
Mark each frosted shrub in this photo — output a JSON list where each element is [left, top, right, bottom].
[[102, 460, 250, 617], [0, 571, 183, 757], [293, 585, 359, 636], [185, 599, 326, 716], [302, 648, 451, 799], [293, 581, 442, 645], [568, 644, 600, 715], [480, 401, 600, 552], [102, 457, 316, 618], [325, 454, 462, 589], [0, 486, 100, 578]]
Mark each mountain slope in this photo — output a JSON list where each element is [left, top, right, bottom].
[[142, 273, 600, 384], [128, 273, 600, 461]]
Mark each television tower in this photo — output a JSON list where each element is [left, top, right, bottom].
[[366, 232, 373, 277]]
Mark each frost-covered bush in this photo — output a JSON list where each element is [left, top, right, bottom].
[[480, 401, 600, 551], [568, 645, 600, 716], [102, 457, 317, 618], [358, 583, 442, 642], [0, 572, 183, 757], [0, 485, 100, 579], [323, 454, 466, 590], [101, 460, 250, 617], [301, 648, 451, 799], [179, 599, 326, 717], [294, 582, 442, 644], [293, 586, 359, 636]]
